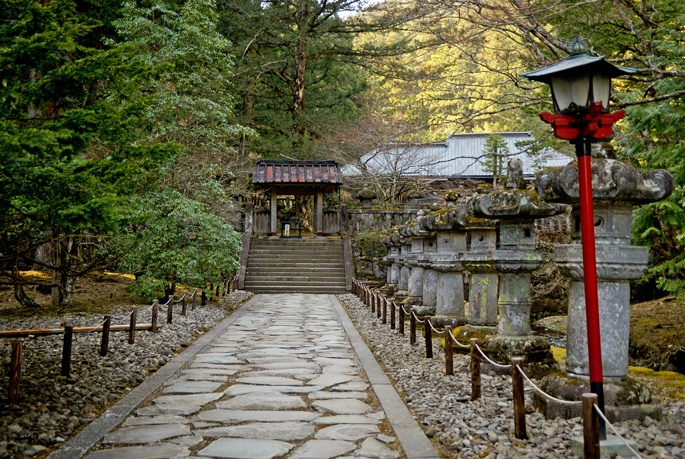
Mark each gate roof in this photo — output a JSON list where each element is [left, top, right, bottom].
[[252, 160, 342, 194]]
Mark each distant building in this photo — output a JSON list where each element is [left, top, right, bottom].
[[344, 132, 571, 179]]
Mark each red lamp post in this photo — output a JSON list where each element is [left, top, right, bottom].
[[522, 36, 636, 439]]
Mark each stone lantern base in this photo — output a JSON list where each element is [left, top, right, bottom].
[[480, 335, 558, 379], [445, 325, 498, 354], [534, 374, 662, 423]]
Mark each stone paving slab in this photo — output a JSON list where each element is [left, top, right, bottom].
[[197, 438, 294, 459], [64, 294, 436, 459], [85, 444, 190, 459], [196, 409, 321, 423], [196, 422, 315, 441], [215, 392, 307, 410], [102, 424, 191, 444]]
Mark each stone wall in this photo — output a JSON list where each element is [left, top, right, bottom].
[[347, 209, 419, 233]]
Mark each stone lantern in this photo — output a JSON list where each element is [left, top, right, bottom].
[[417, 207, 469, 324], [381, 229, 402, 295], [534, 147, 672, 421], [398, 221, 434, 306], [467, 159, 566, 374], [352, 189, 377, 209]]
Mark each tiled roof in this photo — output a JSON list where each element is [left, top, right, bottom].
[[252, 160, 343, 186]]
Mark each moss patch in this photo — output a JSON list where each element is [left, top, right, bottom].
[[629, 296, 685, 373]]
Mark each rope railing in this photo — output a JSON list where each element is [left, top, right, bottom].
[[593, 404, 643, 459], [410, 310, 424, 324], [516, 365, 582, 408], [474, 342, 512, 370], [2, 282, 221, 405], [449, 331, 471, 349]]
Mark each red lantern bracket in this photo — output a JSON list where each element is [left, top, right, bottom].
[[539, 103, 625, 141]]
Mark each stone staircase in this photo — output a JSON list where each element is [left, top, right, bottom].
[[243, 237, 347, 293]]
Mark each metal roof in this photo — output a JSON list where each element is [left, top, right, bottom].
[[252, 160, 343, 186], [343, 132, 572, 178]]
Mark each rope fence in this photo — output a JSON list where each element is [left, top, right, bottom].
[[351, 278, 643, 459], [2, 274, 238, 406]]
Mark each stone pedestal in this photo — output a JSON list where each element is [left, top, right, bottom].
[[481, 226, 557, 377], [420, 214, 469, 325], [554, 203, 649, 379], [422, 269, 438, 310], [395, 242, 412, 301], [464, 227, 498, 327], [382, 245, 400, 295]]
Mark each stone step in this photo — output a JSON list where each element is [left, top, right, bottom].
[[247, 261, 344, 268], [243, 285, 347, 293], [248, 252, 343, 259], [245, 275, 346, 284], [250, 239, 342, 246], [244, 237, 345, 293], [247, 266, 345, 277]]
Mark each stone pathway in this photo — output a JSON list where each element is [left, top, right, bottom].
[[78, 294, 437, 459]]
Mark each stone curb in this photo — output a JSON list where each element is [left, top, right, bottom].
[[329, 295, 440, 459], [46, 295, 260, 459]]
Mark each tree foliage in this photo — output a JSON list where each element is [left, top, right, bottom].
[[217, 0, 390, 160], [482, 135, 509, 188], [117, 189, 240, 300], [0, 0, 175, 306], [109, 0, 253, 213]]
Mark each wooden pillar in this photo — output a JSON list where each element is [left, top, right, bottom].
[[270, 191, 277, 236], [316, 190, 324, 237]]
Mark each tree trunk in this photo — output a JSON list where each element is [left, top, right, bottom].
[[292, 38, 306, 115], [164, 282, 177, 299], [51, 238, 61, 307], [13, 259, 40, 308], [59, 237, 79, 305], [292, 0, 307, 117]]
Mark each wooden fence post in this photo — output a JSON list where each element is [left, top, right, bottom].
[[398, 303, 404, 335], [470, 338, 481, 401], [100, 315, 111, 357], [370, 289, 375, 313], [390, 300, 396, 330], [151, 300, 158, 333], [445, 325, 453, 376], [181, 294, 187, 316], [409, 308, 416, 346], [192, 290, 197, 310], [128, 308, 137, 345], [382, 297, 387, 324], [9, 341, 22, 405], [215, 283, 220, 297], [376, 293, 381, 319], [512, 357, 527, 439], [425, 317, 433, 358], [201, 290, 207, 306], [166, 295, 174, 324], [61, 325, 73, 377], [583, 393, 600, 459]]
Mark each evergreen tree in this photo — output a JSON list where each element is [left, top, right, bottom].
[[482, 135, 509, 188], [0, 0, 175, 306]]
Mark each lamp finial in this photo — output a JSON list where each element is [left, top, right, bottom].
[[569, 36, 589, 56]]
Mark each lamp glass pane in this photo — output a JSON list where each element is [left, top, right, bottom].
[[551, 73, 590, 113], [592, 72, 611, 111]]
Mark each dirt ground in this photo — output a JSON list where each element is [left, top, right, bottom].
[[0, 271, 146, 320]]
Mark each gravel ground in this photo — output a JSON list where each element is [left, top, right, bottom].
[[0, 291, 253, 459], [338, 293, 685, 459]]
